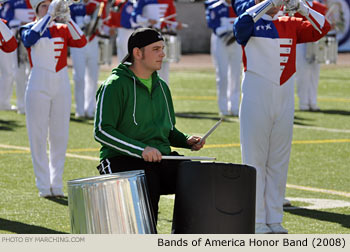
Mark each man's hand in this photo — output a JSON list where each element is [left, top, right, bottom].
[[142, 146, 162, 162], [148, 19, 158, 26], [176, 21, 183, 30], [187, 136, 205, 151]]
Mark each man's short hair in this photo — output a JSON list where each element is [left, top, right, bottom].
[[121, 28, 164, 64]]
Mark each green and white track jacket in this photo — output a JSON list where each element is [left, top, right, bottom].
[[94, 64, 190, 160]]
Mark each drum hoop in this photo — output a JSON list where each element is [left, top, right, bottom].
[[67, 170, 145, 186]]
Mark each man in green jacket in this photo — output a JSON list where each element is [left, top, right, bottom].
[[94, 28, 205, 224]]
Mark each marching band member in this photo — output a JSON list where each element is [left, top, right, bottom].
[[0, 15, 17, 110], [111, 0, 137, 63], [0, 0, 35, 114], [233, 0, 330, 233], [21, 0, 87, 197], [94, 28, 205, 224], [0, 18, 17, 52], [206, 0, 242, 117], [70, 0, 108, 119], [295, 0, 327, 111], [205, 0, 218, 65], [132, 0, 183, 83]]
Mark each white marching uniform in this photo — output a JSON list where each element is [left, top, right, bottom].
[[207, 0, 242, 116], [116, 27, 133, 63], [0, 18, 17, 110], [0, 0, 35, 113], [70, 36, 99, 118], [132, 0, 179, 83], [21, 15, 86, 196], [234, 0, 330, 224], [0, 49, 16, 109], [295, 1, 327, 111], [115, 1, 136, 63], [296, 42, 321, 110], [70, 0, 109, 118]]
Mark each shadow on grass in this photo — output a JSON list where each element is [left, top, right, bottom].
[[315, 109, 350, 116], [0, 218, 67, 234], [297, 109, 350, 116], [0, 119, 22, 131], [284, 208, 350, 229], [69, 114, 94, 124], [293, 115, 314, 126], [175, 112, 237, 122], [46, 196, 68, 206]]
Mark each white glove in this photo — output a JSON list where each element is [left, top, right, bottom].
[[270, 0, 286, 7], [56, 12, 71, 24], [284, 0, 309, 16], [47, 0, 60, 17], [83, 15, 91, 25]]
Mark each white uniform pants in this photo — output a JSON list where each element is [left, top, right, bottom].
[[212, 34, 242, 115], [158, 61, 170, 84], [14, 56, 30, 114], [116, 27, 134, 64], [239, 72, 294, 224], [295, 43, 321, 110], [25, 66, 71, 195], [0, 50, 16, 109], [70, 37, 99, 117]]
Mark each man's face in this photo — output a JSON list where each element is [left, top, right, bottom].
[[255, 0, 280, 17], [37, 0, 51, 18], [140, 40, 165, 72]]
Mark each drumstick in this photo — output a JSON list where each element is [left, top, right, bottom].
[[162, 20, 189, 28], [159, 13, 177, 22], [198, 119, 223, 145], [162, 156, 216, 161]]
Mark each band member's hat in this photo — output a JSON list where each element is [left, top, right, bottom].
[[29, 0, 46, 13], [121, 28, 164, 64]]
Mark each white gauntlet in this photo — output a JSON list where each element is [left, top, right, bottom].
[[296, 0, 309, 16], [67, 18, 85, 40], [0, 19, 14, 42]]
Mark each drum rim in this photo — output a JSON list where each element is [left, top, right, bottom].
[[67, 170, 145, 185]]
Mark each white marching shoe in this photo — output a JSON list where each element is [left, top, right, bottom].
[[283, 198, 291, 207], [255, 223, 273, 234], [268, 223, 288, 234]]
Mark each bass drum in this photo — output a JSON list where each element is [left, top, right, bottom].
[[163, 34, 181, 63], [306, 35, 338, 64]]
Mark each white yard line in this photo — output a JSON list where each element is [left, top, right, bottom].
[[1, 144, 350, 199], [0, 144, 99, 161], [286, 184, 350, 198], [284, 197, 350, 210], [293, 125, 350, 134]]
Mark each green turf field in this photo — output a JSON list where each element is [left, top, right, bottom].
[[0, 61, 349, 234]]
